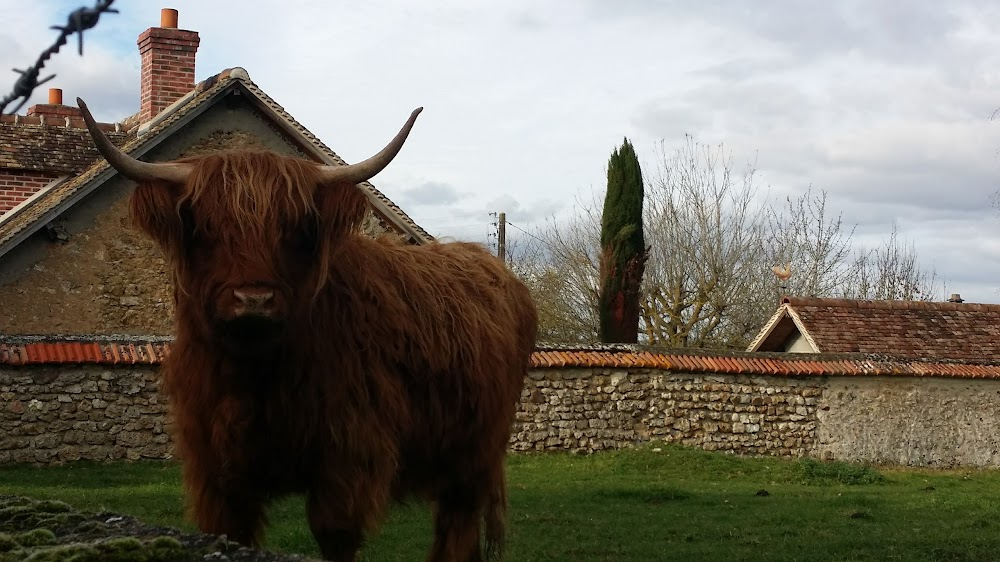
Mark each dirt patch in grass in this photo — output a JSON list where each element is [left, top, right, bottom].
[[0, 495, 309, 561]]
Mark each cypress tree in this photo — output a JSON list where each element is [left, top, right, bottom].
[[598, 138, 647, 343]]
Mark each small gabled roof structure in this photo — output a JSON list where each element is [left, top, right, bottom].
[[0, 67, 431, 260], [747, 296, 1000, 361]]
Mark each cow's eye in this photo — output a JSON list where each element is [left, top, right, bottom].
[[179, 207, 202, 245], [295, 221, 318, 254]]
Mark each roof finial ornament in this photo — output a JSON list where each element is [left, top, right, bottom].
[[772, 262, 792, 291]]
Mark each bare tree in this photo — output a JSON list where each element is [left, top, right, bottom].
[[640, 137, 768, 348], [841, 222, 945, 301], [763, 187, 856, 299], [505, 200, 601, 343]]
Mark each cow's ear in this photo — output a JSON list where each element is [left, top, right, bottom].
[[314, 181, 370, 241], [129, 181, 184, 248]]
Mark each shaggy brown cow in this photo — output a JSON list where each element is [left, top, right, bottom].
[[78, 98, 537, 562]]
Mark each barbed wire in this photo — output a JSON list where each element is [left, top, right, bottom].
[[1, 0, 118, 115]]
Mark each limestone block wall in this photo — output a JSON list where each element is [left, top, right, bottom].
[[3, 364, 1000, 467], [513, 369, 823, 456], [0, 366, 169, 464]]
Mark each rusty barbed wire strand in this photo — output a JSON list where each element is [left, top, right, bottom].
[[1, 0, 118, 115]]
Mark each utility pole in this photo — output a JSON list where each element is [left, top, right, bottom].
[[489, 211, 507, 264], [497, 211, 506, 264]]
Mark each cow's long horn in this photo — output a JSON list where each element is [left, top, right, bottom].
[[317, 107, 423, 185], [77, 98, 192, 184]]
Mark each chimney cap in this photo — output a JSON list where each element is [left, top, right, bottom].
[[48, 88, 63, 105], [948, 293, 964, 303], [160, 8, 178, 29]]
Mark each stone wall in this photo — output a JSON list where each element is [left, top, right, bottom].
[[0, 366, 169, 464], [0, 187, 176, 336], [815, 376, 1000, 467], [513, 369, 823, 456], [3, 364, 1000, 467]]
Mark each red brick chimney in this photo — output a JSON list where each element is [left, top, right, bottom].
[[137, 8, 200, 124], [25, 88, 83, 123]]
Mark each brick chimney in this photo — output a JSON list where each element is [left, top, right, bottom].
[[25, 88, 83, 123], [137, 8, 200, 124]]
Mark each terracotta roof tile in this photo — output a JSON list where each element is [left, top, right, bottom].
[[755, 358, 776, 375], [6, 338, 1000, 380], [751, 297, 1000, 361], [673, 354, 692, 370]]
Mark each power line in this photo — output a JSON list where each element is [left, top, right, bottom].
[[429, 223, 489, 230], [410, 215, 474, 223], [505, 220, 548, 246], [488, 213, 558, 259]]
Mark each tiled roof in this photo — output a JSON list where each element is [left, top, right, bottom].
[[748, 296, 1000, 361], [0, 67, 431, 259], [0, 118, 131, 173], [4, 337, 1000, 380]]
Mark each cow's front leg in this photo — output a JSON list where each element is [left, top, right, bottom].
[[183, 466, 267, 547], [191, 490, 267, 547], [427, 489, 484, 562], [306, 491, 366, 562]]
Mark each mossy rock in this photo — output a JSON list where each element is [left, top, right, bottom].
[[2, 534, 184, 562], [17, 543, 99, 562], [0, 495, 306, 561], [0, 533, 19, 553], [13, 530, 56, 548], [0, 499, 84, 535]]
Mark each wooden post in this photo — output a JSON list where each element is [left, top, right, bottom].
[[497, 212, 506, 264]]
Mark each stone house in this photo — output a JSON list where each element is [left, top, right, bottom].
[[0, 8, 430, 337], [746, 295, 1000, 358]]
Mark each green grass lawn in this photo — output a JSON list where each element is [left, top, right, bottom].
[[2, 444, 1000, 561]]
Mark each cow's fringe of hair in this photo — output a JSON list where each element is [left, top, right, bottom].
[[182, 150, 318, 240], [130, 150, 369, 299]]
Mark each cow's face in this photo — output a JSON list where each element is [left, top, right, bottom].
[[130, 154, 370, 350], [75, 97, 421, 351]]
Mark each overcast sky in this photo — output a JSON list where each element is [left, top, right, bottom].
[[5, 1, 1000, 302]]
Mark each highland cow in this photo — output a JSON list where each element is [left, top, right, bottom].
[[78, 98, 537, 562]]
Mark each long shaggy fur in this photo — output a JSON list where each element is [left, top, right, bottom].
[[129, 150, 537, 562]]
